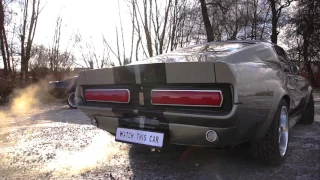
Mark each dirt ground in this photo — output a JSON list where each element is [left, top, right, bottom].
[[0, 99, 319, 180]]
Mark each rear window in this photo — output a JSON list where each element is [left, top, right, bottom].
[[173, 42, 254, 55], [132, 42, 254, 64]]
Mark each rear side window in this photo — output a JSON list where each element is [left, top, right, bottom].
[[274, 46, 292, 73]]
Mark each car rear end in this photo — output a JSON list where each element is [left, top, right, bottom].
[[75, 60, 241, 148]]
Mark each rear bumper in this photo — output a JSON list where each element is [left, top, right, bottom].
[[91, 115, 236, 147], [169, 124, 235, 146], [78, 104, 241, 147]]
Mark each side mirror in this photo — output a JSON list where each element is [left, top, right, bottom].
[[293, 66, 300, 74]]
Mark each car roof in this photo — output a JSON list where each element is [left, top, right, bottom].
[[172, 40, 273, 52]]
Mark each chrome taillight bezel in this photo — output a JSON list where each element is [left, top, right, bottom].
[[85, 89, 130, 103], [150, 89, 223, 107]]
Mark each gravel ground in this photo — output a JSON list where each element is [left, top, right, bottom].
[[0, 99, 319, 180]]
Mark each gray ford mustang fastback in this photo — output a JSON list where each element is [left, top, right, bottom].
[[75, 40, 314, 165]]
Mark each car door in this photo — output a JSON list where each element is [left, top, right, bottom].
[[274, 46, 306, 116]]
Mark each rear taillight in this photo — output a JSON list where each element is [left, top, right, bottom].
[[85, 89, 130, 103], [151, 90, 223, 107]]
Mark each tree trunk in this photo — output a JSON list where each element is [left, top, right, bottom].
[[143, 0, 153, 57], [115, 26, 122, 66], [136, 37, 141, 61], [21, 57, 29, 82], [20, 0, 40, 81], [199, 0, 214, 42], [253, 0, 258, 40], [271, 17, 278, 44], [89, 61, 94, 69], [20, 0, 28, 81], [159, 0, 172, 54], [230, 0, 238, 40], [118, 0, 126, 62], [260, 5, 270, 40], [20, 37, 26, 80], [24, 0, 36, 79], [0, 0, 8, 76], [129, 0, 136, 62], [3, 27, 10, 72], [0, 31, 8, 76], [243, 0, 249, 39], [270, 0, 278, 44], [170, 0, 178, 51]]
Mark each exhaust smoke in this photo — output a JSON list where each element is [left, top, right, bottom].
[[44, 131, 129, 176], [0, 80, 55, 129]]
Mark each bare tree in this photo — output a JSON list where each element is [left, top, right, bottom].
[[140, 0, 153, 57], [158, 0, 172, 54], [170, 0, 179, 50], [0, 0, 11, 76], [19, 0, 42, 81], [74, 33, 111, 69], [0, 0, 19, 75], [199, 0, 236, 42], [29, 44, 76, 79], [126, 0, 144, 60], [49, 15, 62, 73], [199, 0, 214, 42], [118, 0, 126, 63], [30, 14, 77, 78], [125, 0, 195, 60], [115, 25, 121, 65], [268, 0, 295, 44]]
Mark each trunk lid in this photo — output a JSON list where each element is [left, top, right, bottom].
[[83, 62, 216, 85]]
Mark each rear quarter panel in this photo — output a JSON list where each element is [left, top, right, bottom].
[[218, 43, 285, 140]]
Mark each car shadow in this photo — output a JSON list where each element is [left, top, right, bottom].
[[126, 120, 320, 179], [127, 143, 276, 179]]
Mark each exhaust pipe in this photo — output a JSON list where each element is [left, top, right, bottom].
[[206, 130, 218, 143]]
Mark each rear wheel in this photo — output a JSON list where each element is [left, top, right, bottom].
[[299, 93, 314, 124], [67, 92, 77, 109], [251, 99, 289, 165]]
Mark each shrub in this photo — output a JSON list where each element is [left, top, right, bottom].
[[0, 77, 27, 100]]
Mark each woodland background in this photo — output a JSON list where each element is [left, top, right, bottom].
[[0, 0, 319, 97]]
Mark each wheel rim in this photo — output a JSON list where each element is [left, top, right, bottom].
[[68, 92, 76, 108], [279, 106, 289, 157]]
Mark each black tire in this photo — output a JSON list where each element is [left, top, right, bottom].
[[251, 99, 289, 165], [67, 92, 77, 109], [299, 93, 314, 124]]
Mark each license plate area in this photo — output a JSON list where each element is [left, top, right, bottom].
[[115, 127, 164, 148]]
